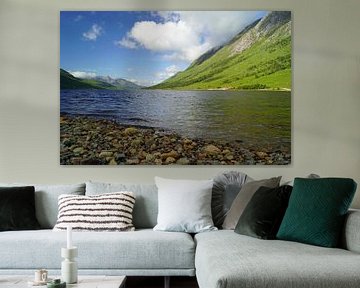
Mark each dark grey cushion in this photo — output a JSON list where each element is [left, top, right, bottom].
[[0, 186, 40, 231], [235, 185, 292, 239], [223, 177, 281, 230]]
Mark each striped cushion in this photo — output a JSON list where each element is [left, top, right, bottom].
[[53, 192, 136, 232]]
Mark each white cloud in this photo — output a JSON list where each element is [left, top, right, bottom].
[[117, 11, 264, 63], [115, 36, 138, 49], [83, 24, 103, 41], [156, 65, 182, 81], [70, 71, 97, 79]]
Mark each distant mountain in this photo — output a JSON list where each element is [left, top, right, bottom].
[[152, 11, 291, 90], [91, 75, 142, 90], [60, 69, 142, 90]]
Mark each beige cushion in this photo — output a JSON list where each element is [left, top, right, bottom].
[[222, 177, 281, 230]]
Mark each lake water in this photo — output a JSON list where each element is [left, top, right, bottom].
[[60, 89, 291, 148]]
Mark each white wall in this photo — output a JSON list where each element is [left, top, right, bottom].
[[0, 0, 359, 208]]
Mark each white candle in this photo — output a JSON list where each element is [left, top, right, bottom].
[[67, 225, 72, 249]]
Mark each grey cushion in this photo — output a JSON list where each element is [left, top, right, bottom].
[[153, 177, 216, 233], [0, 229, 195, 271], [212, 171, 251, 228], [282, 173, 320, 186], [222, 177, 281, 229], [342, 209, 360, 253], [195, 230, 360, 288], [85, 182, 158, 229], [0, 183, 85, 228]]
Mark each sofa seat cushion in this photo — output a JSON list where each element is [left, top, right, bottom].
[[195, 230, 360, 288], [0, 229, 195, 270]]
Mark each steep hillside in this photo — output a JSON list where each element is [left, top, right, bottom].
[[152, 11, 291, 90], [60, 69, 100, 89]]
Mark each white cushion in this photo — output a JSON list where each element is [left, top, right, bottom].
[[153, 177, 217, 233]]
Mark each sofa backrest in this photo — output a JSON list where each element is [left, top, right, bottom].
[[86, 181, 158, 229], [0, 183, 86, 228]]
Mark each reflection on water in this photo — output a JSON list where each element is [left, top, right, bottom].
[[60, 89, 290, 147]]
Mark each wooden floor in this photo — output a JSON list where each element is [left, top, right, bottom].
[[126, 276, 199, 288]]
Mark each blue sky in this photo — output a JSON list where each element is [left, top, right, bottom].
[[60, 11, 267, 86]]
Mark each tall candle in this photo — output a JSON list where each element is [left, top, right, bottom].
[[67, 225, 72, 249]]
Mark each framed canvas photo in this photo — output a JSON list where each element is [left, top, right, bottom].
[[60, 10, 291, 165]]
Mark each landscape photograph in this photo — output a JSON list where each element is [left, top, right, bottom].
[[60, 10, 292, 165]]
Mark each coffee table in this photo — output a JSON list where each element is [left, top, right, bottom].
[[0, 275, 126, 288]]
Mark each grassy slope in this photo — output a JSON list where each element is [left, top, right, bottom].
[[60, 69, 100, 89], [60, 69, 121, 90], [153, 22, 291, 90], [81, 79, 119, 90]]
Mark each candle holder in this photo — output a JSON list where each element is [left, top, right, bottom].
[[61, 247, 78, 284]]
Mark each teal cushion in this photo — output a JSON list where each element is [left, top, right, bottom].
[[277, 178, 357, 247]]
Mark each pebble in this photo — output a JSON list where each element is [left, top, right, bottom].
[[60, 115, 291, 165]]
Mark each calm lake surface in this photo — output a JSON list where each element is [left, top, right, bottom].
[[60, 89, 291, 147]]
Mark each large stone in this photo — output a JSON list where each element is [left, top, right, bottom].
[[131, 138, 142, 148], [225, 154, 234, 160], [165, 157, 176, 164], [124, 127, 138, 136], [146, 154, 156, 162], [161, 150, 179, 160], [176, 158, 190, 165], [203, 145, 221, 156], [222, 149, 231, 155], [183, 138, 192, 145], [73, 147, 85, 154], [126, 158, 140, 165], [256, 151, 268, 158], [99, 151, 114, 158]]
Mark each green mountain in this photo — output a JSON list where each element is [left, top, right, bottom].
[[60, 69, 142, 90], [60, 69, 100, 89], [152, 11, 291, 90]]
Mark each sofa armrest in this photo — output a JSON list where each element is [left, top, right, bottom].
[[342, 209, 360, 253]]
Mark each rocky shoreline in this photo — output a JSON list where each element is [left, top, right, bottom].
[[60, 115, 291, 165]]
